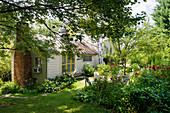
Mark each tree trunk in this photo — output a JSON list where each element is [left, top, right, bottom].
[[123, 58, 126, 75]]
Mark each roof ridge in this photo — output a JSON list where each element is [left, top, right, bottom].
[[80, 41, 97, 54]]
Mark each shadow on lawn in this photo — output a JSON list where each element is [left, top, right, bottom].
[[50, 90, 106, 113], [0, 90, 106, 113], [0, 80, 106, 113]]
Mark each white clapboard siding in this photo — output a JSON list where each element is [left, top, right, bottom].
[[75, 55, 99, 73], [47, 55, 99, 78], [47, 55, 62, 78]]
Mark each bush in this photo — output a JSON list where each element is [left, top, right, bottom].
[[38, 74, 76, 93], [55, 73, 76, 84], [123, 78, 169, 112], [96, 64, 123, 76], [73, 89, 97, 103], [74, 75, 126, 110], [82, 63, 95, 77], [0, 81, 20, 94], [96, 64, 110, 76], [74, 64, 170, 112], [125, 64, 170, 112], [0, 78, 3, 87], [0, 81, 38, 95], [38, 79, 57, 93], [0, 74, 76, 94], [131, 64, 170, 82]]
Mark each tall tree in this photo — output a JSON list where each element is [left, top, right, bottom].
[[151, 0, 170, 63], [152, 0, 170, 32], [108, 22, 153, 75]]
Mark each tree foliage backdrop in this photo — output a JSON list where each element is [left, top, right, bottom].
[[0, 0, 146, 56], [151, 0, 169, 65], [152, 0, 169, 32]]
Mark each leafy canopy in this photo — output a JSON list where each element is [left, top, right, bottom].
[[0, 0, 146, 57], [152, 0, 170, 31]]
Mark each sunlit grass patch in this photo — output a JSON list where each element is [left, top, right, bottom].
[[0, 80, 106, 113]]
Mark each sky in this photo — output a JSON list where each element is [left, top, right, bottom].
[[131, 0, 158, 25]]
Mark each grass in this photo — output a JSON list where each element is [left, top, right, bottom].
[[0, 79, 106, 113]]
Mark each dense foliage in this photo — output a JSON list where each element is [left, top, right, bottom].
[[0, 74, 76, 95], [152, 0, 170, 31], [39, 74, 76, 93], [125, 64, 170, 112], [0, 80, 20, 94], [82, 63, 95, 77], [0, 57, 11, 81], [0, 0, 146, 57], [96, 64, 111, 76], [74, 64, 170, 112]]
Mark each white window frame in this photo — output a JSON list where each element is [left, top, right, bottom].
[[83, 55, 92, 61], [34, 57, 41, 68], [34, 57, 42, 73]]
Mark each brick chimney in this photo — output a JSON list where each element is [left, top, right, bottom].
[[14, 22, 32, 87]]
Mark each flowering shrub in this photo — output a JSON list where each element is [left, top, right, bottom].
[[74, 75, 126, 111], [123, 64, 170, 112], [131, 64, 170, 83], [123, 80, 169, 112], [74, 64, 169, 112]]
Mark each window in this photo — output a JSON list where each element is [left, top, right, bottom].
[[62, 55, 75, 73], [35, 58, 41, 67], [34, 58, 42, 73], [83, 56, 92, 61]]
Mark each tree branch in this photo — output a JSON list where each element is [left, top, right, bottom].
[[0, 0, 86, 13], [0, 6, 36, 13], [0, 23, 14, 29], [0, 0, 22, 8], [0, 47, 16, 50], [43, 22, 59, 35], [33, 12, 59, 35]]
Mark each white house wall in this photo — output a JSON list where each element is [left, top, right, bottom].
[[47, 55, 99, 78], [75, 55, 98, 73], [47, 55, 61, 78]]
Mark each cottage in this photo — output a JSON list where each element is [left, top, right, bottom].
[[29, 37, 98, 84], [11, 24, 99, 86]]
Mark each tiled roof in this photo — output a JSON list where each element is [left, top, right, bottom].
[[72, 41, 98, 55], [36, 34, 98, 55]]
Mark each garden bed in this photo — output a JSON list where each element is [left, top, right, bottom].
[[74, 64, 170, 112]]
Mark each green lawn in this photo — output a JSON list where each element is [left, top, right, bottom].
[[0, 79, 106, 113]]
